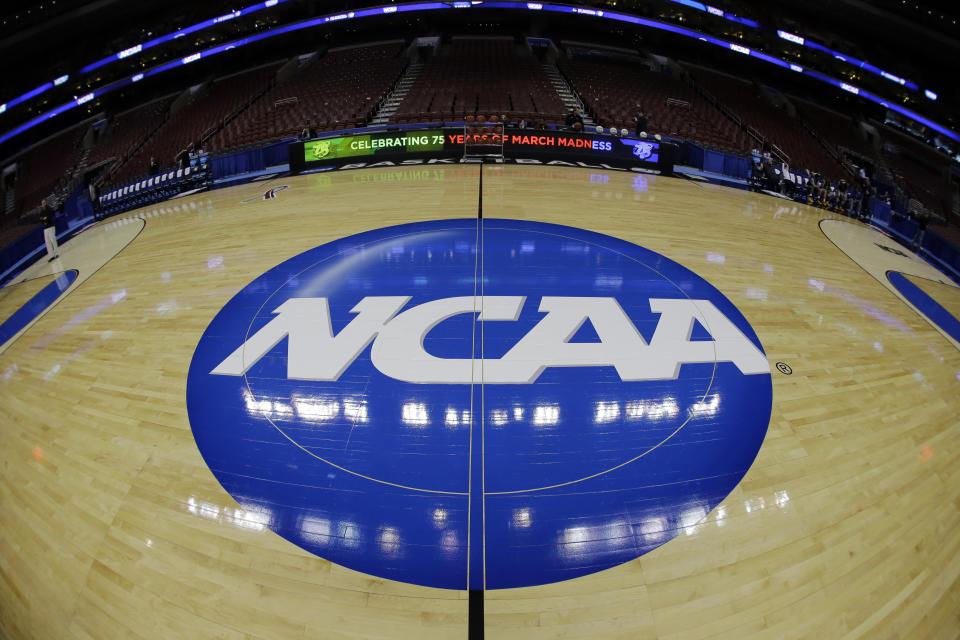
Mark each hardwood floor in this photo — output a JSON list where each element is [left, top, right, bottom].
[[0, 164, 957, 639]]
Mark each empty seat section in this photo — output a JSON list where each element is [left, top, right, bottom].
[[10, 125, 86, 216], [113, 64, 282, 182], [882, 134, 952, 218], [210, 43, 406, 151], [795, 100, 875, 163], [86, 96, 176, 175], [390, 38, 565, 124], [559, 54, 750, 152], [687, 66, 846, 178]]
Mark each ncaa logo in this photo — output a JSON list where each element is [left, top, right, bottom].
[[187, 219, 772, 589]]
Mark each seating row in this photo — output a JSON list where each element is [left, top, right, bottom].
[[98, 164, 206, 217], [391, 39, 565, 125]]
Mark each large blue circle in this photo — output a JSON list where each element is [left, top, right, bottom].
[[187, 218, 772, 589]]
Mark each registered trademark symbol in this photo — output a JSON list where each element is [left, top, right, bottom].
[[776, 362, 793, 375]]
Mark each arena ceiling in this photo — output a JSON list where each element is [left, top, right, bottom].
[[0, 0, 957, 158]]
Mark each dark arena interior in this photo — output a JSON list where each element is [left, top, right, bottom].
[[1, 1, 959, 639]]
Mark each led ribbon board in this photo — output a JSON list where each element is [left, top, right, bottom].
[[291, 130, 446, 171], [497, 129, 662, 165], [3, 1, 956, 146], [290, 129, 672, 173]]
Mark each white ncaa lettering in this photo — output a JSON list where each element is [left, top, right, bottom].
[[645, 298, 769, 378], [487, 297, 648, 383], [211, 296, 769, 383], [210, 296, 409, 379], [371, 296, 525, 384]]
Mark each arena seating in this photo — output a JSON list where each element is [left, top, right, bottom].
[[10, 125, 86, 215], [3, 35, 954, 234], [881, 134, 952, 218], [111, 63, 282, 182], [559, 55, 751, 152], [794, 99, 875, 163], [86, 96, 176, 174], [98, 164, 207, 217], [687, 66, 847, 178], [390, 38, 565, 124], [0, 221, 38, 247], [209, 44, 406, 151], [930, 225, 960, 247], [790, 99, 951, 217]]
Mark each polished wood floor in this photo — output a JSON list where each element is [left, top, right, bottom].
[[907, 274, 960, 319], [1, 164, 957, 639], [0, 274, 57, 314]]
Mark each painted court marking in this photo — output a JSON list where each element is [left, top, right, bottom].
[[820, 219, 960, 350], [0, 218, 145, 354]]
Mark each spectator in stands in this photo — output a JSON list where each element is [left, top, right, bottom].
[[565, 108, 584, 130], [839, 182, 849, 210], [634, 109, 648, 137], [193, 143, 207, 169], [818, 177, 830, 209], [39, 199, 59, 262], [848, 188, 863, 219], [835, 180, 849, 215], [149, 157, 160, 176], [860, 183, 876, 219], [572, 122, 583, 132], [518, 118, 528, 129], [781, 165, 798, 199], [176, 143, 193, 170], [826, 182, 839, 211], [852, 187, 865, 218], [188, 143, 201, 168], [763, 161, 781, 193], [807, 171, 824, 207], [751, 158, 765, 192]]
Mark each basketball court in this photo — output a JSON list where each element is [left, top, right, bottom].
[[1, 164, 958, 639]]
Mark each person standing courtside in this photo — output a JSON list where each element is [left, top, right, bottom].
[[40, 198, 59, 261], [88, 179, 101, 221]]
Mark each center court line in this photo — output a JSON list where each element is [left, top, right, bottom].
[[468, 162, 485, 639]]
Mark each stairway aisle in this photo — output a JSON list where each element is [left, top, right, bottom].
[[541, 62, 594, 126], [370, 61, 425, 126]]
